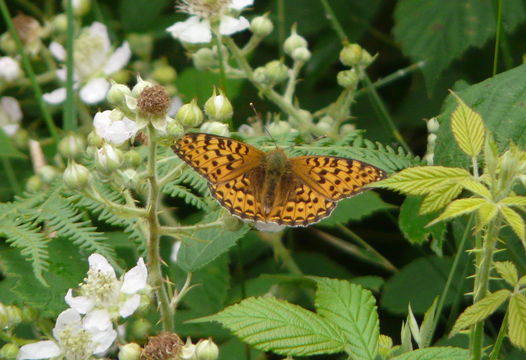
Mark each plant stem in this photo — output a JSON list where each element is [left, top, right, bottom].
[[470, 216, 501, 360], [492, 0, 503, 76], [319, 0, 348, 42], [276, 0, 285, 58], [489, 309, 508, 360], [146, 125, 173, 331], [63, 0, 76, 131], [360, 71, 412, 154], [284, 60, 302, 103], [160, 219, 224, 237], [260, 232, 302, 275], [0, 0, 59, 142]]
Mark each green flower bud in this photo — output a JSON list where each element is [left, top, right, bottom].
[[111, 69, 131, 84], [339, 43, 373, 68], [200, 121, 229, 137], [107, 82, 132, 106], [204, 88, 233, 122], [12, 128, 29, 149], [316, 116, 333, 133], [250, 16, 273, 37], [192, 48, 218, 71], [253, 66, 269, 85], [87, 131, 104, 148], [65, 0, 91, 16], [426, 117, 439, 133], [0, 304, 23, 329], [0, 33, 16, 55], [127, 33, 153, 60], [180, 338, 198, 360], [51, 14, 68, 34], [118, 343, 142, 360], [131, 318, 151, 341], [121, 169, 139, 189], [152, 59, 177, 84], [195, 339, 219, 360], [291, 47, 311, 63], [39, 165, 59, 184], [63, 161, 91, 190], [339, 123, 356, 136], [132, 75, 153, 97], [427, 133, 437, 146], [264, 60, 288, 84], [26, 175, 42, 192], [238, 124, 255, 136], [95, 144, 123, 173], [167, 120, 184, 137], [176, 99, 204, 128], [0, 343, 19, 360], [267, 120, 292, 138], [337, 69, 359, 89], [58, 133, 86, 159], [283, 26, 308, 57], [124, 150, 142, 168]]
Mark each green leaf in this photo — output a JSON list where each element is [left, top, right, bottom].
[[0, 129, 25, 159], [436, 64, 526, 167], [177, 213, 249, 272], [200, 297, 347, 356], [393, 0, 526, 91], [458, 179, 491, 199], [420, 183, 463, 215], [500, 196, 526, 207], [374, 166, 470, 196], [508, 293, 526, 351], [477, 202, 498, 229], [450, 92, 485, 157], [494, 261, 518, 287], [400, 320, 413, 353], [399, 196, 446, 246], [419, 297, 439, 348], [501, 206, 526, 244], [450, 289, 511, 336], [318, 191, 394, 226], [391, 347, 470, 360], [314, 278, 379, 360], [430, 198, 487, 225]]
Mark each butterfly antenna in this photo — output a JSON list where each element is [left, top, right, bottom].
[[250, 102, 278, 148]]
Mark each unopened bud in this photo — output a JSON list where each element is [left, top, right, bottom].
[[0, 304, 23, 329], [192, 48, 218, 71], [0, 33, 17, 54], [12, 128, 29, 149], [291, 47, 311, 63], [130, 318, 151, 341], [0, 343, 19, 360], [118, 343, 142, 360], [58, 133, 86, 159], [51, 14, 68, 33], [339, 43, 373, 68], [339, 123, 356, 136], [204, 89, 233, 122], [195, 339, 219, 360], [284, 26, 307, 57], [87, 131, 104, 148], [39, 165, 59, 184], [131, 75, 153, 97], [180, 338, 197, 360], [127, 33, 153, 60], [200, 121, 229, 137], [95, 144, 123, 173], [121, 169, 138, 189], [177, 99, 204, 128], [426, 117, 439, 133], [107, 82, 132, 106], [124, 150, 142, 168], [253, 66, 269, 85], [66, 0, 91, 16], [26, 175, 42, 192], [250, 16, 273, 37], [267, 120, 292, 137], [316, 116, 333, 133], [427, 133, 437, 145], [337, 69, 359, 89], [167, 120, 184, 137], [63, 161, 91, 190], [0, 57, 22, 82], [265, 61, 288, 84], [152, 59, 177, 84]]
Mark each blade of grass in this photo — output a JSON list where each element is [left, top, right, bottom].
[[64, 0, 76, 131]]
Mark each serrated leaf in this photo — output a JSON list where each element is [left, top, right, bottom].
[[450, 93, 485, 157], [501, 206, 526, 244], [400, 320, 412, 353], [450, 289, 511, 336], [520, 275, 526, 287], [399, 196, 446, 246], [420, 183, 463, 215], [430, 198, 487, 225], [508, 293, 526, 351], [391, 347, 470, 360], [407, 305, 421, 347], [200, 297, 346, 356], [494, 261, 518, 287], [419, 297, 438, 348], [314, 278, 379, 360], [477, 202, 498, 228], [374, 166, 470, 196], [458, 179, 491, 199], [378, 335, 393, 357], [500, 196, 526, 207]]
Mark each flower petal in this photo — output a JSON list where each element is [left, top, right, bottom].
[[119, 294, 141, 318], [121, 258, 147, 294], [91, 329, 117, 355], [230, 0, 253, 10], [219, 15, 250, 35], [80, 78, 110, 104], [104, 42, 131, 75], [2, 96, 22, 122], [83, 309, 112, 332], [17, 341, 62, 359], [53, 309, 82, 339], [43, 88, 67, 104], [167, 17, 212, 43], [49, 41, 66, 62], [65, 289, 95, 314], [88, 253, 116, 278], [89, 22, 111, 54]]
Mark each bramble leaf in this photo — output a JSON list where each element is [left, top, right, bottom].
[[420, 183, 462, 215], [508, 293, 526, 351], [450, 92, 485, 157], [500, 206, 526, 245], [494, 261, 518, 287], [429, 198, 487, 225], [391, 347, 470, 360]]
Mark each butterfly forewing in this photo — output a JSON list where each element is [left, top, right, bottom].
[[173, 133, 265, 183], [289, 156, 387, 201]]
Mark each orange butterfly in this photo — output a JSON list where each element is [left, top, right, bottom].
[[173, 133, 386, 229]]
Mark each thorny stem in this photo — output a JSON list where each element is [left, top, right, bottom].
[[470, 216, 501, 360], [146, 125, 174, 332], [170, 272, 193, 310], [160, 219, 224, 237]]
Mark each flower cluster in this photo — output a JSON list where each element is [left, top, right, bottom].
[[18, 254, 149, 360]]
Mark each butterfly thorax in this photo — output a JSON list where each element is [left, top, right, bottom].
[[260, 148, 293, 216]]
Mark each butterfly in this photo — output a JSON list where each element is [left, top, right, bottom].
[[173, 133, 387, 229]]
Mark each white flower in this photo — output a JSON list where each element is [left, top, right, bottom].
[[44, 22, 131, 105], [17, 308, 117, 360], [65, 254, 148, 319], [0, 97, 22, 136], [0, 57, 22, 82], [93, 110, 137, 145], [166, 0, 253, 44]]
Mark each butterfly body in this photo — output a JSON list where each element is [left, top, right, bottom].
[[173, 133, 386, 228]]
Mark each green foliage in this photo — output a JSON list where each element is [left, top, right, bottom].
[[391, 347, 470, 360], [399, 196, 446, 246], [0, 129, 25, 159], [450, 92, 484, 157], [508, 294, 526, 351]]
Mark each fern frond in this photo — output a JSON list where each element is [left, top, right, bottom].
[[174, 169, 209, 194], [0, 218, 49, 284], [163, 183, 208, 210]]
